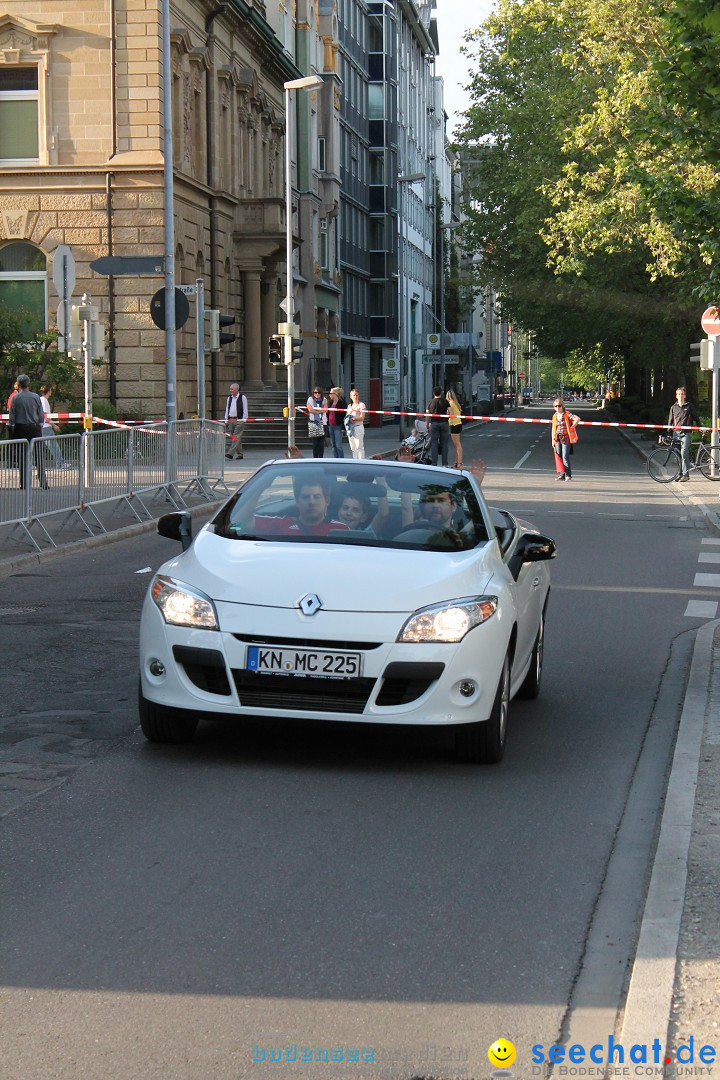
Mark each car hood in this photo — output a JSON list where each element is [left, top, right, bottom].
[[160, 528, 496, 613]]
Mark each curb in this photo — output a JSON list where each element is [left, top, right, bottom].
[[620, 619, 718, 1046]]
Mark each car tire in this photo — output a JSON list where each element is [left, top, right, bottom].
[[138, 682, 199, 744], [455, 652, 510, 765], [516, 614, 544, 700]]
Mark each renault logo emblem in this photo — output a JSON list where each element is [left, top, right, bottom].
[[298, 593, 322, 616]]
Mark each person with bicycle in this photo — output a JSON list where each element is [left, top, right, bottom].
[[668, 387, 699, 482]]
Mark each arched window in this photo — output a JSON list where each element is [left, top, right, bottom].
[[0, 242, 47, 336]]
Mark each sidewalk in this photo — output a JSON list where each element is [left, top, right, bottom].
[[619, 424, 720, 536]]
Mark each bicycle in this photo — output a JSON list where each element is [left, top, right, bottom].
[[647, 433, 720, 483]]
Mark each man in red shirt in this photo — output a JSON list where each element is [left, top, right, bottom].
[[254, 478, 348, 536]]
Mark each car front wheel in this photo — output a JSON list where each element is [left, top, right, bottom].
[[138, 682, 199, 744], [455, 652, 511, 765]]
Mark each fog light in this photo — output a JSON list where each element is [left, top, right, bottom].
[[149, 659, 166, 677], [459, 681, 476, 698]]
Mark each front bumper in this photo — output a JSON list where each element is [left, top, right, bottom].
[[139, 597, 511, 728]]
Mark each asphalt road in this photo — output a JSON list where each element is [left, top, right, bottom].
[[0, 406, 713, 1080]]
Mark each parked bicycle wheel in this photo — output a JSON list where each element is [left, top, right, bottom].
[[647, 445, 681, 482], [696, 443, 720, 481]]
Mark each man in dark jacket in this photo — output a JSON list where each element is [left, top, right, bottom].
[[667, 386, 699, 482], [427, 385, 450, 467], [9, 374, 46, 488]]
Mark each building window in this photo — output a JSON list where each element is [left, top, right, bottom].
[[0, 242, 47, 336], [318, 136, 326, 172], [0, 68, 39, 163], [320, 218, 329, 271]]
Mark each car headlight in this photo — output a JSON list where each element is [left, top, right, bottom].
[[397, 596, 498, 643], [150, 575, 218, 629]]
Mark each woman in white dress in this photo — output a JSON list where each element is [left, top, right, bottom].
[[345, 388, 366, 459]]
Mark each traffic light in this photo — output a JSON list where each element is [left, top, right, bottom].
[[291, 329, 303, 364], [701, 340, 712, 370], [219, 313, 236, 346], [269, 334, 283, 366], [207, 310, 236, 349]]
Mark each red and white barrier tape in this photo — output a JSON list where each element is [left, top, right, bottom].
[[2, 408, 714, 434]]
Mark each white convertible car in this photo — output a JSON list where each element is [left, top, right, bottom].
[[139, 458, 555, 763]]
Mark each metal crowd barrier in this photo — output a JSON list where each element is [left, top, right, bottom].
[[0, 420, 229, 552]]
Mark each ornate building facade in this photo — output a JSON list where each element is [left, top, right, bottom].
[[0, 0, 339, 419]]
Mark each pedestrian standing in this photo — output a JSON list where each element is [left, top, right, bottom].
[[40, 385, 68, 467], [667, 387, 699, 482], [327, 386, 346, 458], [224, 383, 248, 459], [427, 386, 450, 466], [307, 387, 328, 458], [9, 374, 46, 488], [7, 379, 19, 412], [551, 398, 580, 481], [447, 389, 463, 468], [345, 388, 366, 458]]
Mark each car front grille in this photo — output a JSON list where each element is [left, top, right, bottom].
[[232, 671, 376, 714], [233, 634, 382, 651]]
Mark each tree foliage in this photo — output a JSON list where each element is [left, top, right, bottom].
[[0, 302, 79, 407], [454, 0, 714, 407]]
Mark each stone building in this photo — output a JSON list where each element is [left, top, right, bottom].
[[0, 0, 338, 421]]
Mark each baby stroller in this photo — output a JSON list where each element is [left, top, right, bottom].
[[397, 426, 432, 465]]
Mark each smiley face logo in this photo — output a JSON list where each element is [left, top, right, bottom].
[[488, 1039, 516, 1069]]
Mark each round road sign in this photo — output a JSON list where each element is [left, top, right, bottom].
[[701, 307, 720, 336], [150, 287, 190, 331]]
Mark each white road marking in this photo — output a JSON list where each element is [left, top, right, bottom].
[[514, 451, 532, 469], [684, 600, 719, 618], [693, 573, 720, 588], [701, 538, 720, 545], [698, 553, 720, 564]]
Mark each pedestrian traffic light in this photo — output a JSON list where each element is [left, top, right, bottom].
[[291, 330, 303, 364], [269, 334, 283, 366]]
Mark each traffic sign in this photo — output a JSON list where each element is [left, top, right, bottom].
[[90, 255, 164, 276], [178, 284, 196, 295], [150, 288, 190, 331], [701, 307, 720, 336], [52, 245, 76, 298]]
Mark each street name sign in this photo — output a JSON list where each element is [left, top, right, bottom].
[[52, 245, 76, 298], [90, 255, 165, 276]]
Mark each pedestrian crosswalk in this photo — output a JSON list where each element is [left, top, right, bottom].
[[685, 539, 720, 618]]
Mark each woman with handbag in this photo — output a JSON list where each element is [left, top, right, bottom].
[[307, 387, 328, 458], [345, 387, 366, 458], [551, 398, 580, 481]]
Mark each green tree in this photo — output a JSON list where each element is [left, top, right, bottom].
[[0, 302, 80, 407], [455, 0, 703, 410]]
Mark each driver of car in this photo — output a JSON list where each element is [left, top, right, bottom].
[[253, 476, 348, 537], [418, 490, 458, 528]]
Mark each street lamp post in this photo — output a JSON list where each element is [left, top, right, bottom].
[[397, 173, 425, 437], [283, 75, 323, 452]]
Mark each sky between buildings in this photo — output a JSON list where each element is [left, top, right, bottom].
[[433, 0, 496, 138]]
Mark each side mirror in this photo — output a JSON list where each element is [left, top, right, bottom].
[[157, 511, 192, 551], [508, 532, 556, 580]]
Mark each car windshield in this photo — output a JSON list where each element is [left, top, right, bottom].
[[212, 461, 490, 551]]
